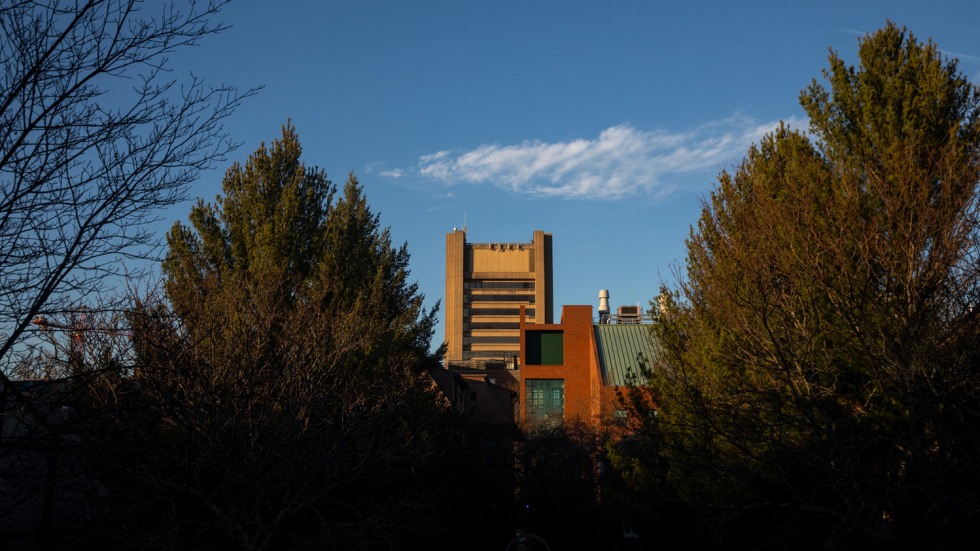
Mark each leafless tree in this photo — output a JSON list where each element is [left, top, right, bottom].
[[0, 303, 133, 549], [0, 0, 252, 383]]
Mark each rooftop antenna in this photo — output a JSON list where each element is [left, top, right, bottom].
[[463, 211, 467, 233]]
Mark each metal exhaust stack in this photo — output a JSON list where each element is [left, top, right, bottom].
[[598, 289, 610, 324]]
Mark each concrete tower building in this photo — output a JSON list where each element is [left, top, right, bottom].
[[445, 229, 553, 367]]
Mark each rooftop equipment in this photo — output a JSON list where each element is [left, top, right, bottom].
[[598, 290, 610, 323], [617, 305, 641, 324]]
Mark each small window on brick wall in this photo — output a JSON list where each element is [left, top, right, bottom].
[[525, 330, 563, 365]]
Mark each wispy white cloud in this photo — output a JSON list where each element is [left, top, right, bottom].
[[940, 49, 980, 63], [835, 28, 866, 38], [412, 115, 803, 200], [940, 49, 980, 82], [379, 168, 404, 178]]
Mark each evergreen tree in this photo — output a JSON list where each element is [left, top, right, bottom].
[[630, 23, 980, 548], [88, 124, 454, 550]]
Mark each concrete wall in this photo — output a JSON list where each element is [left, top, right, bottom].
[[445, 230, 552, 365]]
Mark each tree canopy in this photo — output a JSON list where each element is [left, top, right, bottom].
[[83, 124, 453, 550], [629, 22, 980, 548]]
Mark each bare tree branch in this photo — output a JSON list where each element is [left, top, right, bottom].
[[0, 0, 256, 383]]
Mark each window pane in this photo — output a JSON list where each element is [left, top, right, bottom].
[[525, 331, 563, 365], [526, 379, 564, 427]]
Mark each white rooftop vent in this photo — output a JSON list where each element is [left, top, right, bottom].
[[598, 290, 611, 324], [598, 290, 610, 315]]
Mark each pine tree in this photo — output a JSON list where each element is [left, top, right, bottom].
[[632, 23, 980, 548], [90, 124, 452, 550]]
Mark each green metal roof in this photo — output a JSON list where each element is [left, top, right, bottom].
[[594, 324, 659, 386]]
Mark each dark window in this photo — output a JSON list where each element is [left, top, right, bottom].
[[525, 330, 563, 365], [464, 322, 520, 330], [468, 308, 534, 317], [464, 336, 521, 344], [464, 294, 535, 303], [465, 281, 534, 290], [463, 350, 516, 357]]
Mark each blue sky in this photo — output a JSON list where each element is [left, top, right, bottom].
[[165, 0, 980, 349]]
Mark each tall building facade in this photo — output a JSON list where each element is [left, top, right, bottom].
[[445, 229, 553, 367]]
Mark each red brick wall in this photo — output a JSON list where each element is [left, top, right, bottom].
[[520, 305, 659, 433], [520, 305, 597, 424]]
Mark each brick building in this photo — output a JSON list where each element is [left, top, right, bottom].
[[519, 303, 657, 427]]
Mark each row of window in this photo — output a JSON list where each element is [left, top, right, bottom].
[[464, 322, 520, 331], [462, 350, 520, 359], [464, 308, 536, 317], [464, 281, 535, 290], [463, 336, 521, 344], [463, 294, 535, 303]]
